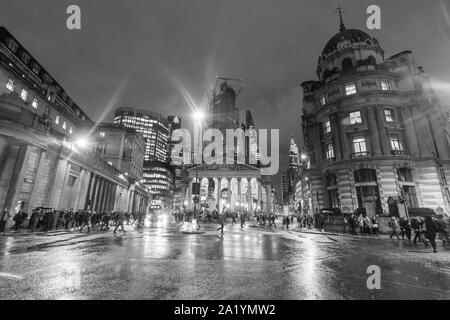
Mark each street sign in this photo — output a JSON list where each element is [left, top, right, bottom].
[[193, 196, 199, 204]]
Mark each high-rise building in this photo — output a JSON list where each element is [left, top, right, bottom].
[[113, 107, 172, 210], [114, 107, 169, 162], [301, 11, 450, 216]]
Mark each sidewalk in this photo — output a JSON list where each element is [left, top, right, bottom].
[[291, 227, 392, 240]]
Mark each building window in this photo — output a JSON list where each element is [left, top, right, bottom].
[[345, 83, 357, 95], [397, 168, 414, 182], [326, 143, 335, 159], [62, 121, 67, 130], [55, 115, 60, 125], [381, 80, 391, 91], [349, 111, 362, 124], [7, 39, 18, 52], [390, 136, 403, 151], [6, 79, 15, 91], [21, 53, 30, 65], [352, 136, 367, 155], [32, 98, 38, 109], [342, 58, 353, 72], [69, 127, 73, 135], [319, 94, 326, 106], [384, 109, 394, 122], [99, 131, 106, 138], [20, 89, 28, 101], [32, 64, 40, 74], [323, 120, 331, 134], [67, 175, 76, 187]]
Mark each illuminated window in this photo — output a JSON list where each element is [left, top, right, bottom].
[[6, 79, 15, 91], [381, 80, 391, 91], [352, 136, 367, 154], [349, 111, 362, 124], [20, 89, 28, 101], [319, 94, 326, 106], [32, 98, 38, 109], [326, 143, 335, 159], [384, 109, 394, 122], [62, 121, 67, 130], [99, 131, 105, 138], [390, 136, 403, 151], [345, 83, 357, 95], [69, 127, 73, 135], [55, 115, 60, 125], [323, 120, 331, 134]]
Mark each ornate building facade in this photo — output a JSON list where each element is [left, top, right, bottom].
[[301, 18, 450, 216], [0, 27, 148, 218], [183, 80, 274, 214]]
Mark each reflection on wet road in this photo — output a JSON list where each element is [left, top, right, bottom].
[[0, 214, 449, 299]]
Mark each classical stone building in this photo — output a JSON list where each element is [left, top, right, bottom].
[[183, 80, 274, 214], [301, 18, 450, 216], [0, 27, 148, 218]]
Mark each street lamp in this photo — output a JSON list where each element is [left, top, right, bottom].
[[193, 110, 205, 121], [75, 136, 90, 149]]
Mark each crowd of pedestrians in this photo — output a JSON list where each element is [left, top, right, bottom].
[[0, 206, 147, 235], [347, 213, 449, 253], [172, 205, 315, 234]]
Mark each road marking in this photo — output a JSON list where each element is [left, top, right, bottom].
[[0, 272, 25, 280]]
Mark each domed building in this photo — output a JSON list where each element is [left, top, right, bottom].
[[300, 15, 450, 217]]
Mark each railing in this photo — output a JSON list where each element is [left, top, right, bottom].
[[391, 150, 410, 156], [350, 151, 372, 159]]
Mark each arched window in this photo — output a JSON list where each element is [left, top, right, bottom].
[[367, 55, 376, 66], [342, 58, 353, 72]]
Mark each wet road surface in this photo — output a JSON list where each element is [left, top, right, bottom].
[[0, 214, 449, 300]]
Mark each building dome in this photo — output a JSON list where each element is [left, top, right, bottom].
[[322, 28, 378, 56]]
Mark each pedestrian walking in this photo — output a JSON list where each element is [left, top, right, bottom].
[[100, 212, 110, 231], [389, 216, 400, 240], [240, 211, 246, 229], [13, 210, 26, 231], [0, 208, 10, 234], [269, 213, 276, 228], [425, 216, 438, 253], [113, 212, 126, 234], [79, 210, 91, 233], [371, 215, 379, 237], [217, 212, 225, 234], [412, 217, 427, 246]]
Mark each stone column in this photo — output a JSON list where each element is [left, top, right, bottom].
[[237, 178, 242, 210], [3, 143, 30, 211], [89, 175, 99, 211], [257, 179, 262, 211], [265, 184, 272, 213], [216, 177, 222, 211], [187, 178, 192, 210], [247, 178, 253, 214], [330, 114, 342, 159], [367, 107, 382, 156], [337, 112, 350, 159], [400, 107, 420, 157], [227, 178, 231, 209], [375, 106, 391, 155]]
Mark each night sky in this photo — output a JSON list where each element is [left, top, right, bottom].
[[1, 0, 450, 191]]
